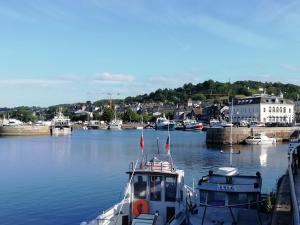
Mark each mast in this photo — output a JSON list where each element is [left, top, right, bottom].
[[230, 99, 233, 167]]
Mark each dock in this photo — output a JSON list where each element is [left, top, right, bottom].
[[0, 125, 50, 136], [206, 127, 300, 145]]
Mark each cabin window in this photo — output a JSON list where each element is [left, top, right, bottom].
[[228, 193, 239, 205], [238, 193, 248, 205], [283, 107, 286, 113], [150, 176, 162, 201], [165, 176, 177, 202], [200, 191, 207, 204], [207, 191, 225, 206], [133, 175, 147, 199], [269, 106, 271, 113]]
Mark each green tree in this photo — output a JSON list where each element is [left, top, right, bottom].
[[11, 107, 37, 122], [123, 108, 140, 122], [101, 108, 114, 122]]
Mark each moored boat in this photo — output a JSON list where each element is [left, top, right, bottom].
[[108, 111, 122, 130], [183, 119, 203, 131], [245, 133, 276, 145], [81, 131, 195, 225], [50, 111, 72, 135], [155, 117, 176, 131], [187, 168, 265, 225]]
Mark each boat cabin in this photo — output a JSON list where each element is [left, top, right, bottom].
[[127, 155, 186, 225]]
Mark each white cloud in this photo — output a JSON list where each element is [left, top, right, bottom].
[[92, 72, 134, 83]]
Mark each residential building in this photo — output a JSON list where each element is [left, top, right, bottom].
[[295, 101, 300, 123], [230, 94, 294, 124]]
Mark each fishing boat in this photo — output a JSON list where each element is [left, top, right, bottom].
[[187, 168, 264, 225], [50, 110, 72, 135], [81, 131, 195, 225], [183, 119, 203, 131], [155, 117, 176, 131], [245, 133, 276, 145]]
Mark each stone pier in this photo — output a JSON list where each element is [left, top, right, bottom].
[[206, 126, 300, 145]]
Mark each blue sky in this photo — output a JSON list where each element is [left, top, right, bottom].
[[0, 0, 300, 107]]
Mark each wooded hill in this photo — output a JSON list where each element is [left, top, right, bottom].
[[124, 80, 300, 104]]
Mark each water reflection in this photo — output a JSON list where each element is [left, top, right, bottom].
[[0, 130, 289, 225]]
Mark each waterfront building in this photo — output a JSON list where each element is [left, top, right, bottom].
[[295, 100, 300, 123], [230, 94, 294, 125]]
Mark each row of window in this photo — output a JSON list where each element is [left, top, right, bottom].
[[133, 175, 177, 202], [263, 106, 292, 113]]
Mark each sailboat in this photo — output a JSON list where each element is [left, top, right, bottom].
[[81, 125, 195, 225], [108, 109, 122, 130], [187, 99, 265, 225]]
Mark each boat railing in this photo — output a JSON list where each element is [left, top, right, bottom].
[[129, 154, 176, 173], [198, 200, 267, 225], [288, 143, 300, 225]]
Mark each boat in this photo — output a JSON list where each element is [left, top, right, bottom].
[[183, 119, 203, 131], [80, 153, 194, 225], [50, 111, 72, 135], [155, 117, 176, 131], [108, 111, 122, 130], [288, 130, 300, 150], [245, 133, 276, 145], [187, 168, 264, 225], [88, 120, 108, 130]]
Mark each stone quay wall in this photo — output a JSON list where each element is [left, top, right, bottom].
[[206, 126, 300, 145]]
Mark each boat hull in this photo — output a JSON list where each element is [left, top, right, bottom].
[[51, 127, 72, 135], [155, 123, 176, 131]]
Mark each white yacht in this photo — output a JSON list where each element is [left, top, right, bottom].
[[50, 111, 72, 135], [245, 133, 276, 145], [80, 153, 194, 225]]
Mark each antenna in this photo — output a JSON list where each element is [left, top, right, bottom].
[[156, 137, 160, 154]]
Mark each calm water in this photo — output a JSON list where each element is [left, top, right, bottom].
[[0, 129, 289, 225]]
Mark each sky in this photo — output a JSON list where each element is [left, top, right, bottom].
[[0, 0, 300, 107]]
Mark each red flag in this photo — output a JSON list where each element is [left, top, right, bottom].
[[165, 136, 170, 152], [140, 134, 144, 150]]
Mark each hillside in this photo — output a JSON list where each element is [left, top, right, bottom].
[[124, 80, 300, 104]]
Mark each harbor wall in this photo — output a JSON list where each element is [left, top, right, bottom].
[[206, 126, 300, 145], [0, 125, 50, 136]]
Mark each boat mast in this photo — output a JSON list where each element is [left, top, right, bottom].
[[230, 98, 233, 167]]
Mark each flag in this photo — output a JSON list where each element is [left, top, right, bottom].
[[165, 135, 170, 153], [140, 134, 144, 150]]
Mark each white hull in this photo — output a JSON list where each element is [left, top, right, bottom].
[[51, 127, 72, 135], [245, 139, 276, 145]]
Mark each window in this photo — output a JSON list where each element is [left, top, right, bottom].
[[273, 107, 275, 112], [283, 107, 286, 113], [165, 176, 177, 202], [200, 191, 207, 204], [280, 107, 282, 113], [263, 108, 266, 112], [269, 106, 271, 112], [289, 108, 291, 113], [276, 107, 279, 112], [150, 176, 162, 201], [133, 175, 147, 199], [207, 191, 225, 206]]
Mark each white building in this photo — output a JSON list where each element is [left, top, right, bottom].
[[295, 101, 300, 123], [230, 94, 294, 124]]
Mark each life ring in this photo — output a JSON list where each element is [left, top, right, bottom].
[[132, 199, 149, 217]]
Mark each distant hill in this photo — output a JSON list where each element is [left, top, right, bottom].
[[124, 80, 300, 104]]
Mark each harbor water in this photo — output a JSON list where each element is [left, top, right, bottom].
[[0, 129, 289, 225]]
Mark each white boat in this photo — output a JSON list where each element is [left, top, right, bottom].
[[50, 111, 72, 135], [3, 118, 23, 126], [188, 169, 264, 225], [108, 111, 122, 130], [81, 153, 194, 225], [245, 133, 276, 145], [155, 117, 176, 130], [183, 119, 203, 131]]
